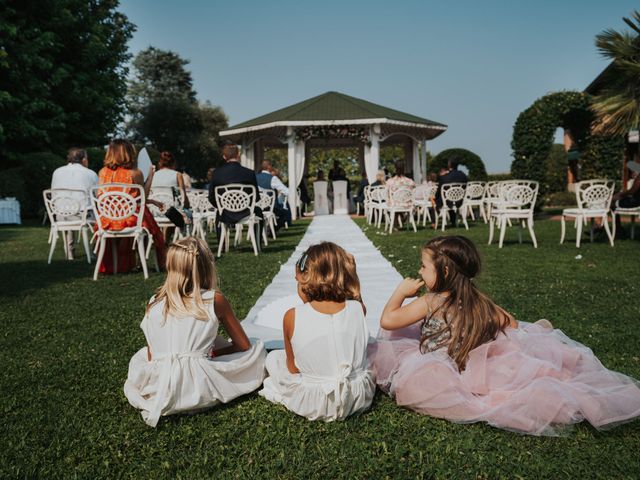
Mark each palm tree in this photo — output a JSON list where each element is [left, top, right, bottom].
[[591, 11, 640, 136]]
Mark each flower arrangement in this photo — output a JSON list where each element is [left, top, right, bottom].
[[294, 126, 371, 145]]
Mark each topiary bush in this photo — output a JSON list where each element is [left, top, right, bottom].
[[430, 148, 487, 180], [511, 91, 623, 197]]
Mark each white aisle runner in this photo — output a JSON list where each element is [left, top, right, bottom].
[[242, 215, 403, 345]]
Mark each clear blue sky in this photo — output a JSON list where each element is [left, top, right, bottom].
[[119, 0, 637, 173]]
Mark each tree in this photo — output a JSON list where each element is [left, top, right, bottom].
[[0, 0, 135, 163], [127, 48, 228, 177], [591, 11, 640, 136]]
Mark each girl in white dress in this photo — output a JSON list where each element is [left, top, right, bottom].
[[124, 237, 266, 427], [260, 242, 375, 421]]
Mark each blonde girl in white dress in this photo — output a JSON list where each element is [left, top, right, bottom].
[[124, 237, 266, 427], [259, 242, 375, 421]]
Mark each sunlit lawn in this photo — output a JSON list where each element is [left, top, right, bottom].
[[1, 215, 639, 478]]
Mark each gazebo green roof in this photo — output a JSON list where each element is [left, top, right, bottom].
[[221, 91, 447, 135]]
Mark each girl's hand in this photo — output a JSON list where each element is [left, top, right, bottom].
[[397, 278, 425, 298]]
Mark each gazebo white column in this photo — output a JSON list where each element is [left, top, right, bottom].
[[412, 139, 421, 182], [286, 128, 299, 221], [364, 124, 380, 184], [240, 140, 254, 169], [421, 140, 427, 181]]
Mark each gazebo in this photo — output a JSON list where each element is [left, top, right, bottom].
[[219, 91, 447, 219]]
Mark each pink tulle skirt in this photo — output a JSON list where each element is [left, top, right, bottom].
[[368, 321, 640, 436]]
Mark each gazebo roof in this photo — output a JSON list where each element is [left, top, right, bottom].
[[220, 91, 447, 139]]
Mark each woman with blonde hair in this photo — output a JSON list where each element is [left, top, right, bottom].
[[259, 241, 375, 421], [97, 139, 166, 274], [124, 237, 266, 427]]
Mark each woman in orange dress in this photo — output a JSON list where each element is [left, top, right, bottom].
[[97, 139, 166, 274]]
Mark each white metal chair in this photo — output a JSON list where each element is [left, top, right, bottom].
[[313, 181, 330, 215], [370, 186, 389, 228], [386, 186, 417, 233], [43, 189, 92, 264], [561, 179, 614, 247], [488, 180, 539, 248], [612, 204, 640, 240], [363, 185, 373, 221], [435, 183, 467, 231], [412, 184, 432, 226], [187, 190, 214, 241], [214, 184, 259, 257], [461, 181, 487, 224], [90, 183, 150, 280], [483, 181, 500, 219], [148, 187, 182, 241], [257, 188, 277, 244], [332, 180, 349, 214]]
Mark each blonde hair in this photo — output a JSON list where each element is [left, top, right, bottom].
[[375, 169, 386, 184], [420, 236, 511, 371], [104, 139, 137, 170], [296, 242, 361, 303], [148, 237, 218, 321]]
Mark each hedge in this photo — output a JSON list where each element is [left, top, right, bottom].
[[430, 148, 487, 180]]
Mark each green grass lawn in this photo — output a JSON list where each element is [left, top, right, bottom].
[[1, 217, 639, 478]]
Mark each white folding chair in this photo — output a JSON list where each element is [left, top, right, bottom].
[[461, 181, 487, 224], [91, 183, 150, 280], [488, 180, 539, 248], [257, 188, 277, 244], [214, 184, 259, 257], [43, 189, 92, 264], [561, 179, 614, 247], [386, 186, 417, 233], [435, 183, 467, 231]]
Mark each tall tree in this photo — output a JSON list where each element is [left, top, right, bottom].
[[0, 0, 135, 162], [591, 10, 640, 136]]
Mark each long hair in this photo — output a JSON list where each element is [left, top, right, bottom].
[[420, 236, 511, 371], [104, 139, 136, 170], [296, 242, 361, 303], [147, 237, 218, 322], [158, 151, 176, 169]]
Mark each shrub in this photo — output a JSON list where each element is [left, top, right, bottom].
[[545, 190, 576, 207], [430, 148, 487, 180]]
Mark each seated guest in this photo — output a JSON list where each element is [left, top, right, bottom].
[[257, 160, 292, 229], [97, 139, 166, 274], [328, 160, 341, 181], [298, 174, 311, 216], [208, 143, 262, 236], [354, 170, 369, 212], [151, 151, 190, 209], [611, 169, 640, 236], [371, 169, 386, 187], [386, 160, 415, 209], [436, 158, 468, 224], [51, 148, 99, 259], [316, 170, 326, 182]]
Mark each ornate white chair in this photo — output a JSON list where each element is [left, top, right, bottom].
[[90, 183, 150, 280], [561, 179, 614, 247], [43, 189, 92, 264], [483, 181, 500, 219], [461, 181, 487, 223], [386, 186, 417, 233], [370, 186, 389, 229], [148, 187, 182, 241], [187, 190, 214, 241], [612, 204, 640, 240], [435, 183, 467, 231], [412, 184, 432, 226], [257, 188, 277, 244], [313, 181, 330, 215], [488, 180, 539, 248], [363, 185, 373, 221], [332, 180, 349, 214], [214, 184, 259, 257]]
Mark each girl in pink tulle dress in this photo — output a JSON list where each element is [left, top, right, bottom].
[[368, 235, 640, 435]]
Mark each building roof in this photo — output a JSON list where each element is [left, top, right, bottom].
[[585, 62, 614, 95], [220, 91, 447, 138]]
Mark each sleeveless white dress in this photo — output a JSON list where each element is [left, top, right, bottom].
[[124, 291, 266, 427], [259, 300, 375, 421]]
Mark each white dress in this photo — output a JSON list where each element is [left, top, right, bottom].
[[259, 300, 375, 421], [124, 291, 266, 427]]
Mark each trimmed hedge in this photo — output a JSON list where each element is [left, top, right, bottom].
[[430, 148, 487, 180], [511, 91, 623, 196]]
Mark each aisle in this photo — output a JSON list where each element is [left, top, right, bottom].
[[242, 215, 403, 345]]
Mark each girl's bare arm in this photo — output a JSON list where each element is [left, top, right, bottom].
[[212, 292, 251, 356], [283, 308, 299, 374]]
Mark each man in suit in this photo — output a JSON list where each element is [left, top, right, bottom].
[[208, 143, 262, 240], [436, 158, 468, 225]]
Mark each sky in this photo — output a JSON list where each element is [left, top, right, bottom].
[[119, 0, 637, 173]]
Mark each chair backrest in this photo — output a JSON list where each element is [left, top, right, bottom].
[[464, 181, 485, 200], [426, 183, 439, 199], [333, 180, 348, 214], [413, 184, 429, 201], [499, 180, 539, 212], [148, 187, 177, 216], [441, 183, 466, 203], [369, 185, 388, 204], [575, 180, 614, 210], [364, 185, 372, 203], [214, 184, 256, 214], [258, 188, 276, 212], [43, 188, 88, 223], [485, 181, 500, 199], [187, 190, 213, 213], [313, 181, 329, 215], [390, 186, 414, 207], [91, 183, 145, 231]]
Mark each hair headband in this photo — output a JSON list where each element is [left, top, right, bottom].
[[174, 243, 199, 257]]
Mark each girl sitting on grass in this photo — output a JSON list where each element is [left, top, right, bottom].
[[260, 242, 375, 421], [124, 237, 266, 427], [369, 235, 640, 436]]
